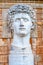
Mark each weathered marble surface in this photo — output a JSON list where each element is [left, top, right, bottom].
[[6, 4, 36, 65], [9, 45, 34, 65]]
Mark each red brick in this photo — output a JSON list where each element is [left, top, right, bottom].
[[0, 9, 2, 14], [0, 55, 8, 63], [0, 46, 8, 54], [0, 20, 3, 26], [0, 26, 3, 32]]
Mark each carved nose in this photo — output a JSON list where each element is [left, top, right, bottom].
[[20, 19, 24, 25]]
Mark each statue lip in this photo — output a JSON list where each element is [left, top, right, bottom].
[[19, 28, 26, 30]]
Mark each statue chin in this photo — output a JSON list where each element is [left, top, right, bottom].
[[17, 33, 28, 37], [19, 34, 26, 37]]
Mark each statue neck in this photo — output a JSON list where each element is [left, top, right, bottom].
[[12, 33, 31, 48]]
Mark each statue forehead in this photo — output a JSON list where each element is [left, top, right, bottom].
[[13, 13, 31, 19]]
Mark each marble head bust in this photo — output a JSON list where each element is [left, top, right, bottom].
[[6, 4, 36, 65], [6, 4, 36, 37]]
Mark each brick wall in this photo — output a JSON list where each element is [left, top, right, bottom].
[[0, 3, 43, 65]]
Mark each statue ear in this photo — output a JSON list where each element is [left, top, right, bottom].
[[31, 22, 35, 30], [11, 24, 14, 29]]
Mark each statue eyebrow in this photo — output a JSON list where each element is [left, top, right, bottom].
[[15, 18, 21, 20], [22, 18, 29, 21], [15, 18, 29, 21]]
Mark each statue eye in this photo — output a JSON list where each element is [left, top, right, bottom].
[[15, 18, 20, 22], [24, 18, 29, 22]]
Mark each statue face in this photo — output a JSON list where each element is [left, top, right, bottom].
[[12, 13, 32, 37]]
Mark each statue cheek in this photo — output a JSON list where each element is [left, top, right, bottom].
[[27, 25, 32, 30], [14, 26, 19, 32]]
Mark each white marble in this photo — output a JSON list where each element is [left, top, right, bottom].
[[9, 46, 34, 65], [8, 4, 35, 65]]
